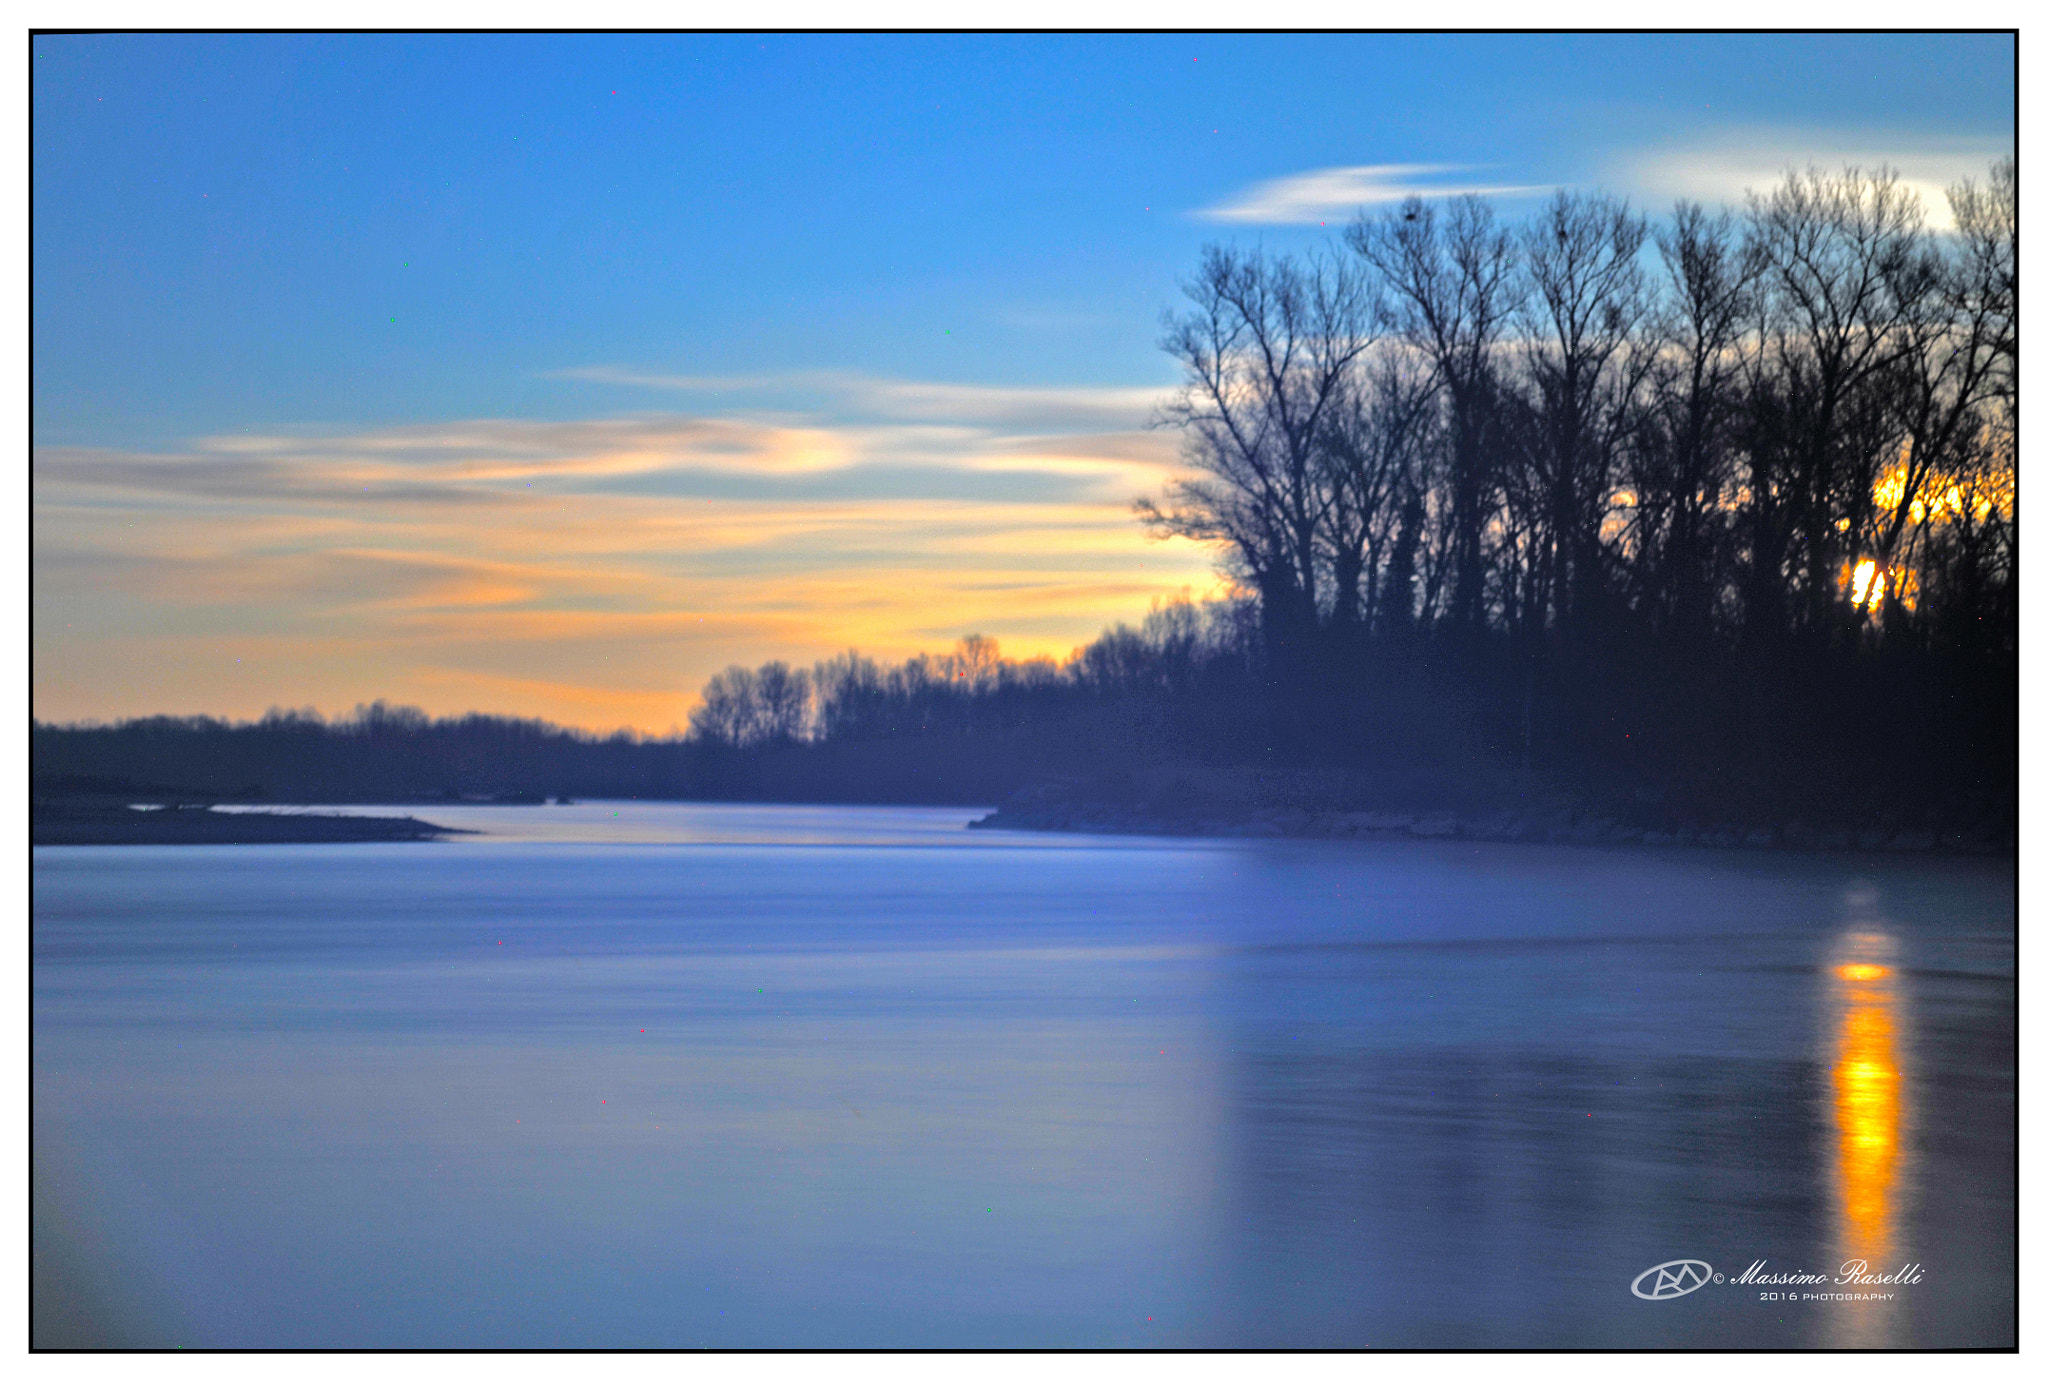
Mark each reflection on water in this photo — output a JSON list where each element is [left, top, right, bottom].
[[1832, 950, 1903, 1260], [1826, 918, 1908, 1347]]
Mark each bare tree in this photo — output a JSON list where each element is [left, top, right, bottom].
[[687, 661, 811, 746], [1638, 199, 1761, 638], [1860, 158, 2016, 634], [1347, 194, 1521, 632], [1318, 345, 1439, 635], [688, 665, 761, 746], [1746, 165, 1928, 638], [948, 634, 1003, 694], [1514, 190, 1655, 637], [813, 651, 885, 740], [752, 662, 812, 744], [1139, 243, 1378, 670], [1947, 156, 2017, 411]]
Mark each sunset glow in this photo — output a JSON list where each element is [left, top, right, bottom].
[[32, 407, 1221, 730], [31, 34, 2014, 732]]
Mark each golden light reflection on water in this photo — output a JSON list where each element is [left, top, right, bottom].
[[1826, 923, 1910, 1346], [1835, 1003, 1899, 1255]]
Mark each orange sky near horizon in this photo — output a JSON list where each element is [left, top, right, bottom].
[[32, 34, 2012, 740], [31, 388, 1229, 733]]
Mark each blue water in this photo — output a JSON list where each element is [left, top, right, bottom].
[[32, 803, 2014, 1347]]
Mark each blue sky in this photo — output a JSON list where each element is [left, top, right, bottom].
[[31, 33, 2016, 729]]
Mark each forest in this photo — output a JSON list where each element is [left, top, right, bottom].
[[682, 160, 2018, 832]]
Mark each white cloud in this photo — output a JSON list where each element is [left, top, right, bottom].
[[837, 379, 1169, 431], [32, 401, 1186, 514], [1198, 164, 1547, 224], [1612, 127, 2011, 229]]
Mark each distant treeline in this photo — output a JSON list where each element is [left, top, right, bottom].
[[31, 607, 1276, 806], [33, 701, 691, 804]]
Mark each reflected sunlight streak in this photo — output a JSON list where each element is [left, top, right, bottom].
[[1826, 926, 1909, 1346]]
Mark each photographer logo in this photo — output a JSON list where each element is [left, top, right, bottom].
[[1631, 1260, 1714, 1300]]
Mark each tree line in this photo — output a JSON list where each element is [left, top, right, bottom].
[[687, 161, 2015, 821], [1142, 162, 2012, 668], [32, 701, 679, 803], [32, 609, 1271, 806], [685, 600, 1257, 747]]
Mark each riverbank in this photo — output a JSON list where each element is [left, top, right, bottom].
[[32, 802, 468, 845], [967, 771, 2015, 857]]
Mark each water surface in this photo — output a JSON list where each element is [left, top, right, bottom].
[[33, 804, 2014, 1347]]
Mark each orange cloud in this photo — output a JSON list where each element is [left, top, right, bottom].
[[33, 397, 1224, 732]]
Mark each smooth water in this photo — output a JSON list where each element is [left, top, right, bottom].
[[32, 803, 2015, 1348]]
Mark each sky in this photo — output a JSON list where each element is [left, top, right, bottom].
[[31, 32, 2016, 732]]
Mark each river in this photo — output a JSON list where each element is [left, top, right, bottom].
[[31, 802, 2015, 1347]]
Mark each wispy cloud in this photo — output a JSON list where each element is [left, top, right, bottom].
[[34, 410, 1181, 513], [839, 379, 1170, 431], [545, 367, 1174, 434], [196, 416, 859, 477], [33, 390, 1218, 731], [1612, 126, 2011, 229], [1199, 164, 1547, 224]]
